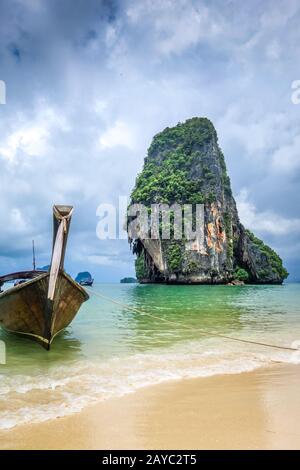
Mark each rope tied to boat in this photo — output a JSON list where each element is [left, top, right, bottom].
[[84, 287, 299, 353]]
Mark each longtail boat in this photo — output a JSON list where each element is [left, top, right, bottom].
[[0, 205, 89, 349]]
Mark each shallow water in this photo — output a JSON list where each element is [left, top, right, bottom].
[[0, 283, 300, 429]]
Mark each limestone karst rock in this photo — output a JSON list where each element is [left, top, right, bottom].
[[128, 118, 288, 284]]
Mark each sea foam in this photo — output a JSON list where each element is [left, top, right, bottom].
[[0, 335, 298, 430]]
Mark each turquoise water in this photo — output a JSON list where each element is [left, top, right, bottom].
[[1, 283, 300, 429]]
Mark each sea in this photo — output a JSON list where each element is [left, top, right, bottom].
[[0, 283, 300, 430]]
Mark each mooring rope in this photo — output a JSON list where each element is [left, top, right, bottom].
[[85, 287, 298, 353]]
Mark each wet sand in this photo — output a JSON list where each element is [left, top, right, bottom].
[[1, 364, 300, 450]]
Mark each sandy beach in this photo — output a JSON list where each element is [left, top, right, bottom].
[[1, 363, 300, 450]]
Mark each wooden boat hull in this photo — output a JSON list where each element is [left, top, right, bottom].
[[0, 272, 89, 349]]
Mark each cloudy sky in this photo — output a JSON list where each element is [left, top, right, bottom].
[[0, 0, 300, 281]]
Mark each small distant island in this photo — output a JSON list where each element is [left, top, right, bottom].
[[120, 277, 137, 284], [37, 265, 50, 271], [75, 272, 94, 286]]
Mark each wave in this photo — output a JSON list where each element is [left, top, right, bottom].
[[0, 336, 299, 430]]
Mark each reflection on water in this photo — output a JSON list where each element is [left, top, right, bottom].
[[125, 283, 300, 343], [0, 328, 83, 374], [124, 284, 244, 349]]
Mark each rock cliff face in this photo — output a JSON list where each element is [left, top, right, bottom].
[[128, 118, 288, 284]]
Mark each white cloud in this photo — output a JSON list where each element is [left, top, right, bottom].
[[127, 0, 223, 56], [0, 125, 49, 162], [0, 106, 70, 163], [94, 99, 108, 115], [265, 40, 281, 60], [271, 133, 300, 173], [10, 208, 28, 233], [98, 120, 137, 149], [236, 189, 300, 235], [87, 254, 129, 267], [16, 0, 44, 11], [218, 107, 292, 156], [260, 0, 299, 29], [155, 5, 221, 56], [105, 24, 118, 47], [87, 255, 114, 266]]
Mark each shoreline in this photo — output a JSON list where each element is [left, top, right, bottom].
[[1, 363, 300, 450]]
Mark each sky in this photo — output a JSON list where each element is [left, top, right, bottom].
[[0, 0, 300, 282]]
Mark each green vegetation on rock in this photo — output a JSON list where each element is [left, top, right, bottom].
[[135, 254, 147, 281], [131, 118, 224, 206], [166, 243, 183, 272], [245, 230, 289, 280], [183, 256, 200, 274], [234, 267, 250, 282]]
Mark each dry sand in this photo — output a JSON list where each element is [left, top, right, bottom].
[[1, 364, 300, 450]]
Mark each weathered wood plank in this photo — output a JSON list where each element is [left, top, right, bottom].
[[0, 271, 47, 285]]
